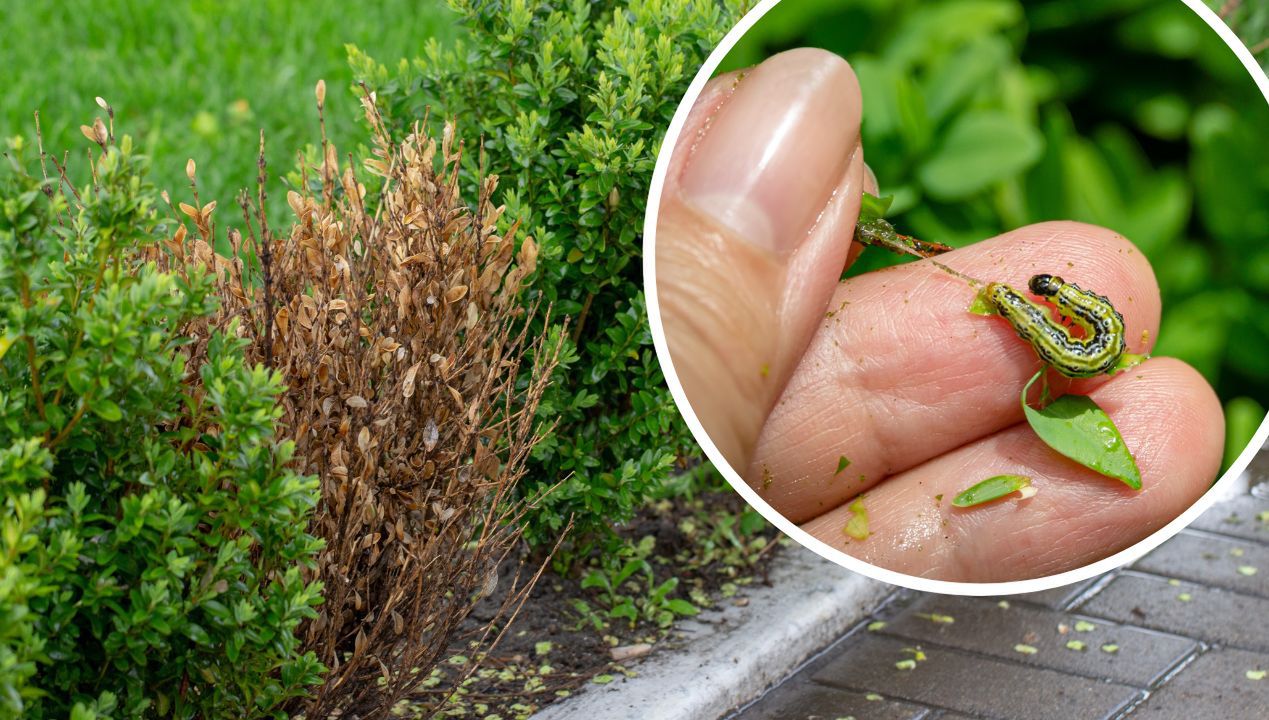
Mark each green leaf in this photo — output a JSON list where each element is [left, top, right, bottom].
[[93, 400, 123, 423], [835, 456, 852, 476], [952, 475, 1033, 507], [859, 193, 893, 222], [843, 497, 870, 540], [967, 287, 996, 316], [665, 599, 698, 616], [918, 110, 1043, 200], [1021, 372, 1142, 490]]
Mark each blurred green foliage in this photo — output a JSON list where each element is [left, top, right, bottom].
[[0, 0, 457, 229], [1205, 0, 1269, 71], [723, 0, 1269, 469]]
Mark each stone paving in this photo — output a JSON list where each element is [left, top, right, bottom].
[[731, 492, 1269, 720]]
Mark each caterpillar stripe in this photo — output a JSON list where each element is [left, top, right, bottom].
[[986, 274, 1126, 378]]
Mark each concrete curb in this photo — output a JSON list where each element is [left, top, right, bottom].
[[532, 545, 890, 720]]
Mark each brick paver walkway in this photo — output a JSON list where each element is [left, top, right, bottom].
[[732, 493, 1269, 720]]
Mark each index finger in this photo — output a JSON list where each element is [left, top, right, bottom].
[[748, 221, 1162, 522]]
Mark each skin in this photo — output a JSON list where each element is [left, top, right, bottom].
[[654, 48, 1225, 582]]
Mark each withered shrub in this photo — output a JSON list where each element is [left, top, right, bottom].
[[161, 86, 562, 717]]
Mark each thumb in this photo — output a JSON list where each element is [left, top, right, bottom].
[[654, 48, 865, 470]]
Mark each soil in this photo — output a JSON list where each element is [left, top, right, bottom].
[[408, 489, 786, 719]]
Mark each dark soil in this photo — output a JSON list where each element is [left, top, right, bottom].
[[410, 488, 786, 719]]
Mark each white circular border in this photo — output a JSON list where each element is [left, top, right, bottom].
[[643, 0, 1269, 596]]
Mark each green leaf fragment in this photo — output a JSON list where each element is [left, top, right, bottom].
[[865, 693, 883, 701], [917, 613, 955, 625], [844, 498, 870, 541], [1014, 644, 1038, 655], [1101, 644, 1120, 654], [1066, 640, 1087, 651], [1021, 372, 1143, 490], [1168, 578, 1181, 586], [859, 192, 894, 221], [997, 600, 1010, 609], [835, 456, 852, 476], [968, 288, 997, 316], [1074, 620, 1096, 633], [894, 659, 917, 671], [1110, 352, 1148, 374], [1237, 565, 1257, 576], [1247, 670, 1266, 681], [867, 621, 888, 632], [952, 475, 1034, 507], [591, 674, 615, 685], [534, 641, 552, 656], [1177, 593, 1193, 602]]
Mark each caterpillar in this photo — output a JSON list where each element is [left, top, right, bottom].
[[985, 274, 1126, 378]]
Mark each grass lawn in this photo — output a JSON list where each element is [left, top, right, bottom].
[[0, 0, 457, 213]]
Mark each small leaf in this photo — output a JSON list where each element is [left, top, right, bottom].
[[1021, 372, 1142, 490], [859, 192, 894, 221], [895, 659, 917, 671], [1101, 644, 1120, 654], [835, 456, 852, 476], [843, 497, 870, 541], [1066, 640, 1087, 651], [967, 287, 997, 316], [1074, 620, 1096, 633], [1247, 670, 1266, 680], [665, 598, 699, 616], [867, 621, 888, 632], [1014, 644, 1038, 655], [93, 400, 123, 422], [952, 475, 1033, 507], [1111, 352, 1148, 374]]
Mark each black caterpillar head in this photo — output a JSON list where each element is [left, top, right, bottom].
[[1028, 274, 1065, 297]]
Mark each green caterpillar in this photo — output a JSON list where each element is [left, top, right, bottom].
[[986, 274, 1126, 378]]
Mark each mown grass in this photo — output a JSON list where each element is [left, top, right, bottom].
[[0, 0, 456, 214]]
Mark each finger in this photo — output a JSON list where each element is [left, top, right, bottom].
[[800, 357, 1224, 582], [749, 221, 1161, 522], [655, 48, 864, 469]]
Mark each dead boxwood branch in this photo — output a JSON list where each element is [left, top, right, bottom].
[[170, 83, 564, 717]]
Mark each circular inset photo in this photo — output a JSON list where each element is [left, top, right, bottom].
[[646, 0, 1269, 589]]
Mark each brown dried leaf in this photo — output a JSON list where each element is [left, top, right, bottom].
[[444, 285, 468, 304], [423, 419, 438, 452], [402, 362, 421, 399]]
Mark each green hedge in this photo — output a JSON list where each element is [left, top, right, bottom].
[[0, 134, 322, 718]]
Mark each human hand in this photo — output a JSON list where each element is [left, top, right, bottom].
[[652, 48, 1225, 582]]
